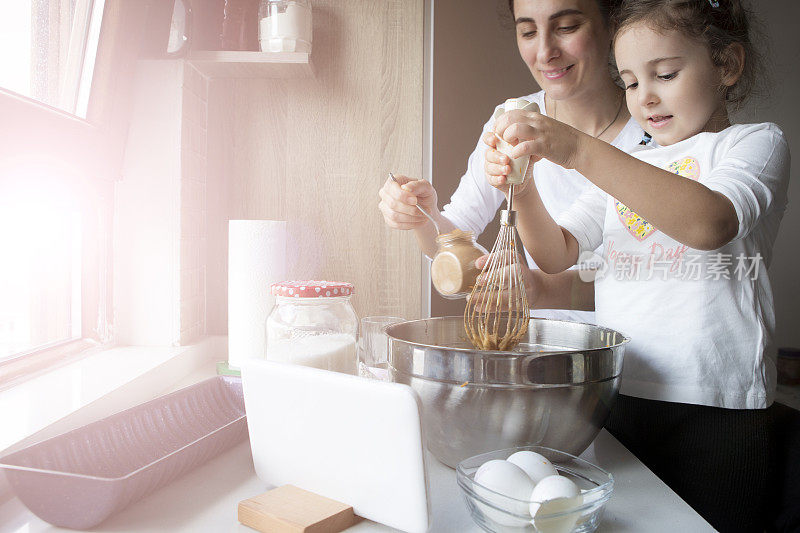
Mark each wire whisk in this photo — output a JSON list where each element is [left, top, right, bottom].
[[464, 186, 530, 351]]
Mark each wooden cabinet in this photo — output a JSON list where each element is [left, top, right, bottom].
[[203, 0, 425, 330]]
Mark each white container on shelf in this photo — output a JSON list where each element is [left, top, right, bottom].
[[258, 0, 312, 53]]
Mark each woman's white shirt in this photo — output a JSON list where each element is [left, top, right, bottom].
[[557, 122, 790, 409], [440, 90, 644, 322]]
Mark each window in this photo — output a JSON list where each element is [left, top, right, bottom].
[[0, 0, 104, 117], [0, 0, 109, 380]]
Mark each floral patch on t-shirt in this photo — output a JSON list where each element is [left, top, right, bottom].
[[615, 157, 701, 241]]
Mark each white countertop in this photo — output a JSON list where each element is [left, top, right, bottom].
[[0, 365, 716, 533]]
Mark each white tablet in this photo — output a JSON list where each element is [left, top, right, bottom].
[[241, 360, 430, 533]]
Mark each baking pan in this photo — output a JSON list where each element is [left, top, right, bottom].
[[0, 376, 247, 529]]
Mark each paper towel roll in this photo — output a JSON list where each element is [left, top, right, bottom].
[[228, 220, 287, 369]]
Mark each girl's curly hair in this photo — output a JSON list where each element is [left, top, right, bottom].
[[612, 0, 765, 109]]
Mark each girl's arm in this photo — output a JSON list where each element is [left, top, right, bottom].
[[497, 111, 739, 251], [572, 138, 738, 250], [483, 131, 581, 274], [509, 178, 582, 274]]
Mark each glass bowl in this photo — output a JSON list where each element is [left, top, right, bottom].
[[456, 446, 613, 533]]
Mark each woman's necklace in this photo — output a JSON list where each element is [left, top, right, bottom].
[[552, 92, 624, 139]]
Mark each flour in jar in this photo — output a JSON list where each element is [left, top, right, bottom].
[[267, 333, 357, 375]]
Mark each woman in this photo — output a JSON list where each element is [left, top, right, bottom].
[[378, 0, 643, 319]]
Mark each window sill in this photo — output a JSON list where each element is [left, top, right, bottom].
[[0, 336, 226, 504], [0, 339, 103, 391]]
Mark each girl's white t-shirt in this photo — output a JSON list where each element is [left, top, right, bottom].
[[440, 90, 644, 323], [557, 122, 790, 409]]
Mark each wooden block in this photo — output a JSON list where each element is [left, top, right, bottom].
[[238, 485, 360, 533]]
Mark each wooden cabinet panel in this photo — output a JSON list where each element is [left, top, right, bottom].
[[206, 0, 424, 328]]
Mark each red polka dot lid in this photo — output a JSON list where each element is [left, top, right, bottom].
[[271, 280, 355, 298]]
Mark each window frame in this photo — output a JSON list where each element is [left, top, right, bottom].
[[0, 89, 112, 388], [61, 0, 106, 116]]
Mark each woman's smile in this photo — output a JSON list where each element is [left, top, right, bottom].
[[541, 65, 575, 79]]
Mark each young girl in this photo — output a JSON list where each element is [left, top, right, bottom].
[[485, 0, 790, 530]]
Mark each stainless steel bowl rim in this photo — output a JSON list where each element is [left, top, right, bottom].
[[388, 316, 628, 386], [386, 316, 630, 356], [456, 445, 614, 516], [393, 373, 620, 389]]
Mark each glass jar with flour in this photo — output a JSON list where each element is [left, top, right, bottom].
[[266, 280, 358, 374]]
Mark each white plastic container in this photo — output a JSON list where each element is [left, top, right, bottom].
[[258, 0, 312, 53], [266, 280, 358, 374]]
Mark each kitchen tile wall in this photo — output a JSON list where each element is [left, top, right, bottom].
[[115, 60, 183, 346], [179, 64, 210, 345]]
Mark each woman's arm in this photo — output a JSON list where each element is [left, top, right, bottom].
[[496, 111, 739, 250]]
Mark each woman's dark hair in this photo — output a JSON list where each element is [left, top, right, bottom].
[[612, 0, 764, 108], [506, 0, 620, 27]]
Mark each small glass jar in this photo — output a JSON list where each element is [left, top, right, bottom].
[[258, 0, 312, 53], [430, 230, 488, 299], [266, 280, 358, 374]]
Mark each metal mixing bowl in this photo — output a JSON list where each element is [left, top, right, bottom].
[[386, 317, 629, 468]]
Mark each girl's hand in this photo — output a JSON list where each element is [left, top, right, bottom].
[[493, 109, 585, 170], [482, 131, 535, 198], [378, 174, 439, 230]]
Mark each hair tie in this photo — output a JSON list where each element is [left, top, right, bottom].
[[708, 0, 719, 7]]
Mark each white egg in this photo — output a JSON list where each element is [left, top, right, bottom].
[[529, 475, 582, 533], [474, 459, 535, 527], [507, 451, 559, 484]]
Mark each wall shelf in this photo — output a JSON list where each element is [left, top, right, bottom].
[[187, 51, 313, 79]]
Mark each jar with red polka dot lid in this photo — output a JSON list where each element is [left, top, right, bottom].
[[265, 280, 358, 374]]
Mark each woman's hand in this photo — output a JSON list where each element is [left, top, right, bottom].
[[378, 174, 439, 230], [493, 109, 586, 170]]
